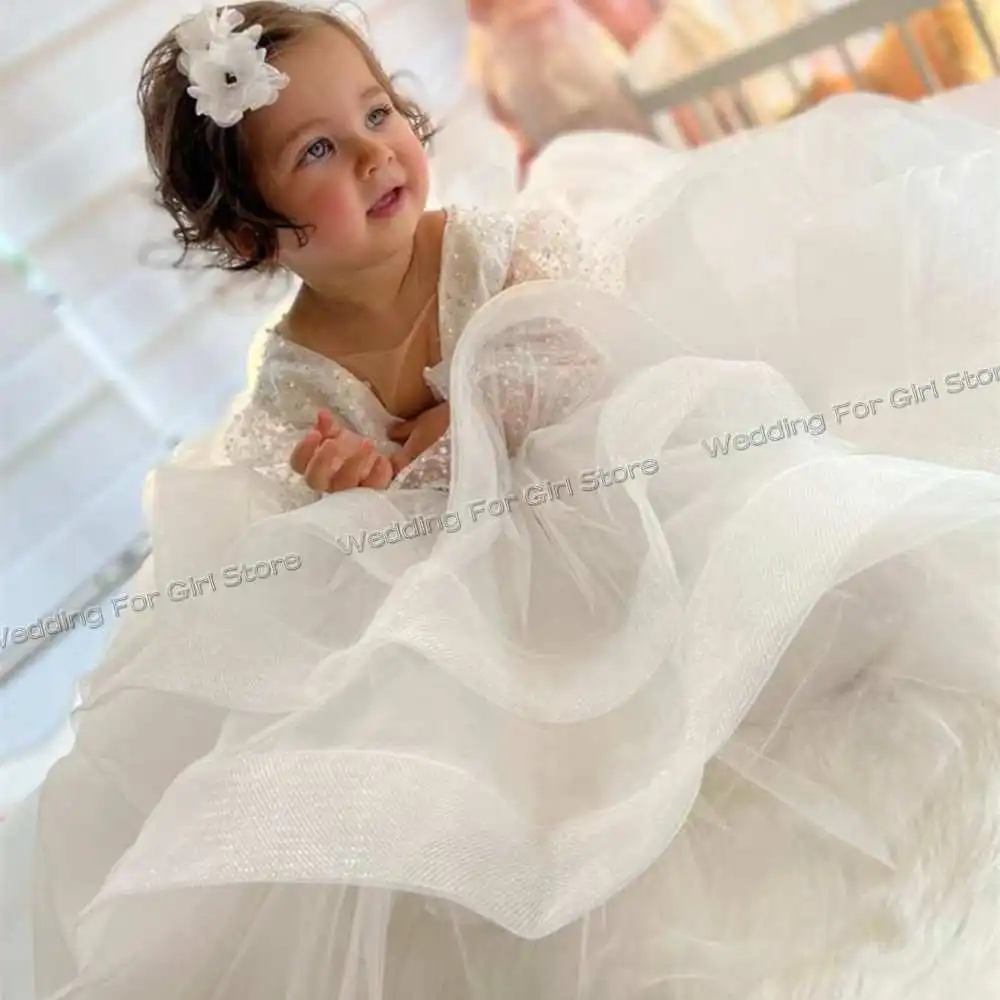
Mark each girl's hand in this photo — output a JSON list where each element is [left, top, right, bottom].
[[387, 402, 451, 474], [290, 409, 394, 492]]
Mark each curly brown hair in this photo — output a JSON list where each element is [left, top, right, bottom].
[[137, 2, 433, 273]]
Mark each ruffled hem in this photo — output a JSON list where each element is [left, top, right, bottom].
[[14, 92, 1000, 999]]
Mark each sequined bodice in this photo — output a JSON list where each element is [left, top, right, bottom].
[[220, 204, 623, 508]]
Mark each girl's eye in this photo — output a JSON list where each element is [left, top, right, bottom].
[[301, 137, 334, 165], [367, 105, 393, 128]]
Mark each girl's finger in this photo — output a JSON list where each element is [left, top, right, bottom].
[[304, 439, 346, 491], [359, 449, 379, 483], [363, 455, 394, 490], [323, 432, 367, 462], [399, 431, 428, 467], [329, 440, 374, 492], [289, 429, 322, 474], [316, 409, 339, 438], [391, 448, 414, 475], [387, 419, 413, 442]]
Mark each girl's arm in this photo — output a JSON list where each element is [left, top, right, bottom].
[[478, 209, 621, 452]]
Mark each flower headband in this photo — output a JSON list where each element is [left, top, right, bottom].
[[176, 4, 290, 127]]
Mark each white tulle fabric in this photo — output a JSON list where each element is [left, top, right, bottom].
[[16, 93, 1000, 1000]]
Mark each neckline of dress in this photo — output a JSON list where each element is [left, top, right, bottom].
[[266, 208, 459, 416], [335, 290, 438, 361]]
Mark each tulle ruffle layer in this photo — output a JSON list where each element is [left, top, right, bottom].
[[22, 95, 1000, 999]]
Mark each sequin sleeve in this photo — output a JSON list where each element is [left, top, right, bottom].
[[143, 387, 322, 520], [505, 208, 624, 293], [222, 395, 322, 510], [389, 429, 453, 492], [475, 319, 609, 454], [483, 209, 619, 452], [380, 207, 513, 491], [392, 207, 623, 472], [220, 348, 357, 511]]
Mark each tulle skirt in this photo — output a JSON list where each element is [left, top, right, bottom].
[[9, 91, 1000, 999]]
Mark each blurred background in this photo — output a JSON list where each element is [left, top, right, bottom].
[[1, 0, 998, 814]]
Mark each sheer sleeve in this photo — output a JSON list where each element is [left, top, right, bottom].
[[389, 429, 453, 492], [484, 209, 622, 452], [137, 389, 321, 527], [219, 339, 363, 511], [474, 317, 611, 454], [403, 207, 625, 472], [222, 393, 322, 511], [504, 208, 625, 293]]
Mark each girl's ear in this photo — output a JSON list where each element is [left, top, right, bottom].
[[224, 224, 256, 261], [223, 225, 280, 270]]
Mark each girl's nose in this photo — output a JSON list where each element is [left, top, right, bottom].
[[356, 137, 393, 176]]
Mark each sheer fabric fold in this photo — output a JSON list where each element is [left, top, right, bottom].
[[9, 93, 1000, 999]]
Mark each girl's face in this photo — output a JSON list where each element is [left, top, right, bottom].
[[244, 25, 429, 276]]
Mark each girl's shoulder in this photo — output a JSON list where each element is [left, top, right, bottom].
[[435, 205, 515, 358], [440, 202, 624, 294], [440, 204, 519, 293]]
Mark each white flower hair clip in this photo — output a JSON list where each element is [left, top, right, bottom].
[[176, 4, 290, 128]]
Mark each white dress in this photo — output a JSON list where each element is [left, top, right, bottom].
[[9, 92, 1000, 1000]]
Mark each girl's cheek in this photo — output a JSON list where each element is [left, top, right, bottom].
[[401, 142, 430, 193], [276, 182, 355, 261], [308, 182, 358, 240]]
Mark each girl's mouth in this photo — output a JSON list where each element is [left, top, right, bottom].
[[368, 186, 405, 218]]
